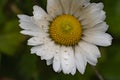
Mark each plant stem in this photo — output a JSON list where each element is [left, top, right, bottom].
[[92, 66, 104, 80]]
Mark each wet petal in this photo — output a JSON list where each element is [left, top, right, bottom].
[[82, 32, 113, 46], [33, 5, 47, 20], [60, 0, 72, 14], [75, 45, 87, 74], [78, 41, 100, 66], [47, 0, 63, 18], [70, 0, 90, 15], [60, 46, 76, 75]]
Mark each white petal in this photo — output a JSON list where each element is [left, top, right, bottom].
[[70, 0, 90, 15], [19, 21, 41, 31], [46, 59, 53, 66], [47, 0, 63, 18], [82, 32, 113, 46], [79, 3, 104, 19], [32, 6, 51, 32], [34, 20, 50, 32], [83, 22, 109, 33], [60, 0, 72, 14], [80, 3, 105, 28], [18, 15, 41, 31], [60, 46, 76, 75], [31, 42, 56, 60], [33, 5, 47, 20], [53, 45, 61, 72], [20, 25, 47, 36], [75, 45, 87, 74], [20, 30, 41, 36], [82, 11, 106, 28], [18, 14, 32, 22], [78, 41, 100, 66], [81, 3, 104, 15], [53, 54, 61, 72], [71, 65, 76, 75], [28, 34, 50, 46], [18, 14, 49, 33], [80, 41, 101, 58]]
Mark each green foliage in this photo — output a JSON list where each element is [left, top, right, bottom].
[[100, 44, 120, 80], [103, 0, 120, 37], [0, 20, 24, 55], [0, 0, 7, 24], [19, 54, 38, 80], [0, 0, 120, 80]]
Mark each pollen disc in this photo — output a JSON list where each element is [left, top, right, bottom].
[[49, 14, 82, 46]]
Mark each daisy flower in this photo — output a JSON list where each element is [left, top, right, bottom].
[[18, 0, 112, 75]]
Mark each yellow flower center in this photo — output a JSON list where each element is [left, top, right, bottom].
[[49, 14, 82, 46]]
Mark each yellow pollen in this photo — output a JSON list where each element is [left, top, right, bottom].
[[49, 14, 82, 46]]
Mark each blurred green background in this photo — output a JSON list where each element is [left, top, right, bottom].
[[0, 0, 120, 80]]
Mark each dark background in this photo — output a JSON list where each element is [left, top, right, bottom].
[[0, 0, 120, 80]]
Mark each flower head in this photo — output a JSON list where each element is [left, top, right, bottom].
[[18, 0, 112, 75]]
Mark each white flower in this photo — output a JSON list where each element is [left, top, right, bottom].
[[18, 0, 112, 75]]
